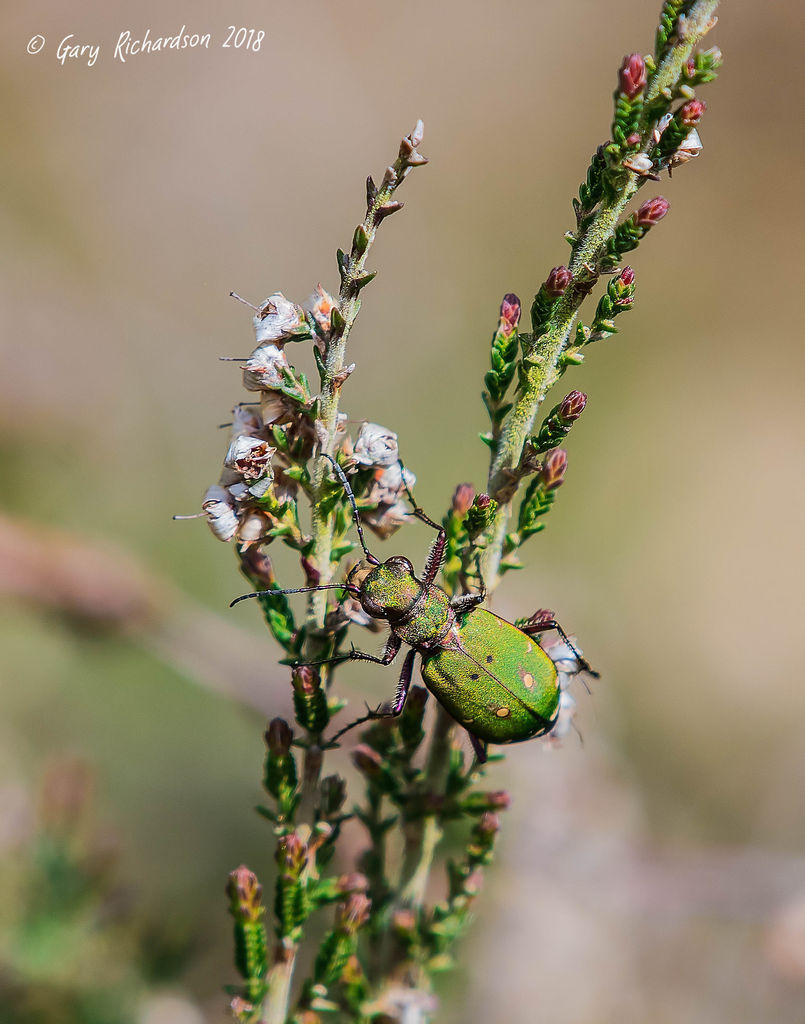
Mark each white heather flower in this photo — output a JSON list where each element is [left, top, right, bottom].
[[333, 412, 349, 449], [622, 152, 656, 177], [670, 127, 702, 167], [253, 293, 308, 345], [651, 112, 673, 146], [248, 476, 273, 499], [542, 634, 582, 676], [362, 498, 410, 539], [237, 509, 271, 545], [243, 341, 289, 391], [224, 436, 276, 481], [352, 422, 399, 467], [303, 284, 337, 335], [366, 462, 416, 505], [230, 404, 263, 438], [201, 485, 239, 542], [260, 390, 291, 425]]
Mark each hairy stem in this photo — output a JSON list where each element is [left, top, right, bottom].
[[483, 0, 719, 584]]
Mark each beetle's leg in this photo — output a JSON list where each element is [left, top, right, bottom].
[[327, 649, 417, 744], [387, 647, 417, 715], [518, 612, 600, 678], [450, 554, 486, 613], [294, 634, 402, 670], [467, 731, 488, 764], [398, 459, 447, 585]]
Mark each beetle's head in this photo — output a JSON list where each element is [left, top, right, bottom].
[[360, 556, 420, 620]]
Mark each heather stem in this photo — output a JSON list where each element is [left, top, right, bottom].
[[483, 0, 719, 584], [263, 953, 295, 1024], [308, 125, 425, 628], [398, 706, 452, 908]]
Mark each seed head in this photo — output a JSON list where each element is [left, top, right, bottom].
[[636, 196, 670, 227], [545, 266, 572, 298], [618, 53, 647, 99]]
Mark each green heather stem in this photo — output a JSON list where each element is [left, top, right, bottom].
[[308, 133, 423, 630], [398, 707, 452, 906], [263, 954, 295, 1024], [483, 0, 719, 583]]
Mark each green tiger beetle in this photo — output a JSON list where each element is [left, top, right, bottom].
[[232, 454, 598, 762]]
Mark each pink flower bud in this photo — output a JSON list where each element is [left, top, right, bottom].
[[337, 871, 369, 894], [618, 54, 647, 99], [275, 833, 307, 874], [265, 718, 293, 757], [498, 293, 521, 336], [636, 196, 670, 228], [476, 811, 500, 840], [292, 665, 319, 696], [545, 266, 572, 298], [352, 744, 383, 776], [540, 449, 568, 490], [558, 390, 587, 422], [619, 265, 635, 286], [474, 493, 492, 511], [451, 483, 475, 517], [335, 892, 371, 933], [227, 865, 263, 921], [679, 99, 706, 127]]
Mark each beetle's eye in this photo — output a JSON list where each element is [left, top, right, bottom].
[[360, 593, 386, 618], [386, 556, 414, 573]]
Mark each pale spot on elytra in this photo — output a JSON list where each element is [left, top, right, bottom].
[[495, 707, 511, 718], [522, 672, 535, 690], [526, 642, 533, 653]]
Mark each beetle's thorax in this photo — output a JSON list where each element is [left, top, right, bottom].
[[360, 557, 453, 648]]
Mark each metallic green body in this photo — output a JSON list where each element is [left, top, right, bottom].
[[420, 609, 559, 743], [359, 560, 560, 745]]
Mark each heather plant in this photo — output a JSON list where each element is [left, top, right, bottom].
[[188, 3, 723, 1020]]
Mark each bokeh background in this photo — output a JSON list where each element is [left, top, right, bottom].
[[2, 1, 804, 1021]]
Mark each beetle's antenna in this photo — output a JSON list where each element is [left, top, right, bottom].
[[230, 583, 360, 608], [320, 453, 380, 566], [328, 707, 380, 744]]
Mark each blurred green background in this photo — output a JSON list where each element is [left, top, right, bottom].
[[2, 1, 804, 1021]]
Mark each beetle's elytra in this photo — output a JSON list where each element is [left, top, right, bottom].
[[233, 454, 597, 761]]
